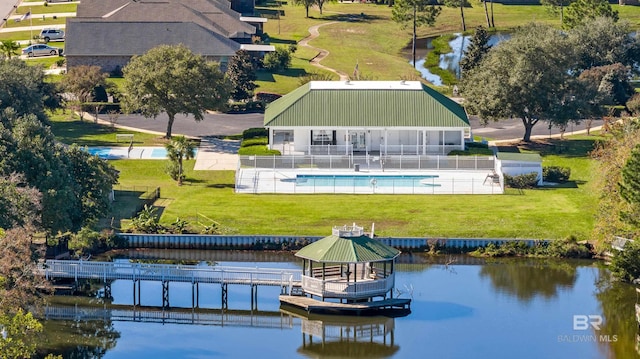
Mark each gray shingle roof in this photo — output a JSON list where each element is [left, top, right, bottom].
[[75, 0, 255, 38], [65, 20, 240, 57]]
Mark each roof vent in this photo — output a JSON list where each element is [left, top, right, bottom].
[[345, 80, 351, 85], [400, 80, 406, 85]]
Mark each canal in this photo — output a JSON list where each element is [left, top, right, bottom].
[[36, 252, 639, 358]]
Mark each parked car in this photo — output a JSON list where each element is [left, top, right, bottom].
[[39, 29, 65, 42], [21, 44, 61, 57]]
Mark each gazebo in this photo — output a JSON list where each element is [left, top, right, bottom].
[[295, 224, 400, 302]]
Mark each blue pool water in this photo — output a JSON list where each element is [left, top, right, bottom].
[[87, 148, 112, 157], [296, 174, 440, 187]]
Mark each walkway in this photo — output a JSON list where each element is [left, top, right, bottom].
[[299, 22, 349, 81]]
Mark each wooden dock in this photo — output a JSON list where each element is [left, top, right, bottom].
[[279, 295, 411, 316]]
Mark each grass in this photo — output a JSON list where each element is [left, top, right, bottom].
[[255, 3, 640, 94], [49, 112, 173, 147], [105, 133, 602, 239], [4, 16, 67, 28], [14, 4, 77, 14]]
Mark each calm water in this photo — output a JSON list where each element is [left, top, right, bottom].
[[37, 252, 640, 359], [296, 174, 440, 188]]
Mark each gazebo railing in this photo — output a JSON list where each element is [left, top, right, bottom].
[[301, 275, 394, 299]]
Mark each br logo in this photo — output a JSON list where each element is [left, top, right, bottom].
[[573, 315, 602, 330]]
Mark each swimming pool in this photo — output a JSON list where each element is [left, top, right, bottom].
[[295, 174, 440, 187]]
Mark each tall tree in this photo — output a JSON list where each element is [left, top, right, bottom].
[[392, 0, 441, 69], [122, 45, 230, 138], [225, 50, 257, 102], [563, 0, 618, 29], [0, 59, 59, 121], [292, 0, 315, 18], [165, 136, 196, 186], [0, 40, 19, 59], [0, 174, 41, 230], [459, 26, 491, 76], [540, 0, 572, 25], [461, 23, 579, 142], [443, 0, 468, 31], [316, 0, 337, 14], [567, 17, 639, 73]]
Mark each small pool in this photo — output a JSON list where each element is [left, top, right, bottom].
[[87, 148, 112, 158], [295, 174, 440, 187]]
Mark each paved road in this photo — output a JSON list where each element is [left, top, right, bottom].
[[115, 112, 265, 138], [0, 0, 20, 27], [115, 112, 604, 142]]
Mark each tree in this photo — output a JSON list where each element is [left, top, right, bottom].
[[563, 0, 618, 29], [610, 240, 640, 282], [122, 45, 230, 138], [540, 0, 572, 25], [567, 17, 639, 73], [459, 26, 491, 76], [60, 65, 108, 120], [0, 59, 60, 121], [226, 50, 257, 102], [442, 0, 469, 31], [263, 47, 293, 72], [0, 309, 43, 359], [392, 0, 441, 69], [0, 174, 41, 230], [292, 0, 315, 17], [0, 112, 118, 233], [590, 119, 640, 247], [461, 23, 580, 142], [165, 136, 196, 185], [0, 40, 19, 59], [316, 0, 337, 14], [619, 144, 640, 228], [627, 94, 640, 116]]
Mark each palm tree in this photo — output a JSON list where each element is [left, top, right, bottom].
[[0, 40, 20, 59], [165, 136, 196, 185]]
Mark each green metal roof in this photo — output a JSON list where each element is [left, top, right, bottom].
[[295, 235, 400, 263], [264, 81, 470, 128], [496, 153, 542, 162]]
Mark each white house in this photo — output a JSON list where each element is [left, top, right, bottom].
[[263, 81, 472, 156]]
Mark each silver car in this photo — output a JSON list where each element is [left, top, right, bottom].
[[39, 29, 65, 43], [21, 44, 61, 57]]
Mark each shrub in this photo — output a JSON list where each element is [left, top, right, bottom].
[[610, 240, 640, 282], [241, 138, 268, 147], [543, 166, 571, 183], [504, 172, 539, 189], [263, 47, 292, 72], [243, 127, 268, 139], [627, 93, 640, 116], [255, 92, 282, 103], [238, 146, 281, 155]]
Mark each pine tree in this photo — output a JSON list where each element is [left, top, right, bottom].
[[226, 50, 257, 102], [459, 26, 491, 76]]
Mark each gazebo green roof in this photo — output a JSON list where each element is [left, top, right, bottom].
[[295, 234, 400, 263], [264, 81, 470, 128]]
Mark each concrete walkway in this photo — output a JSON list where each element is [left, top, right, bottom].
[[193, 137, 241, 171], [299, 22, 349, 81]]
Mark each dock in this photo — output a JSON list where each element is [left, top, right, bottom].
[[279, 295, 411, 316]]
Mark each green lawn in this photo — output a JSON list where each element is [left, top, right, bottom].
[[4, 16, 67, 28], [255, 3, 640, 94], [49, 113, 173, 147], [107, 133, 602, 239], [14, 4, 77, 14]]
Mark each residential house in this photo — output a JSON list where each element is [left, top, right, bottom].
[[65, 0, 272, 72], [264, 81, 472, 156]]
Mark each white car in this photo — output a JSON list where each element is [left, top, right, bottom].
[[22, 44, 61, 57], [39, 29, 65, 42]]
